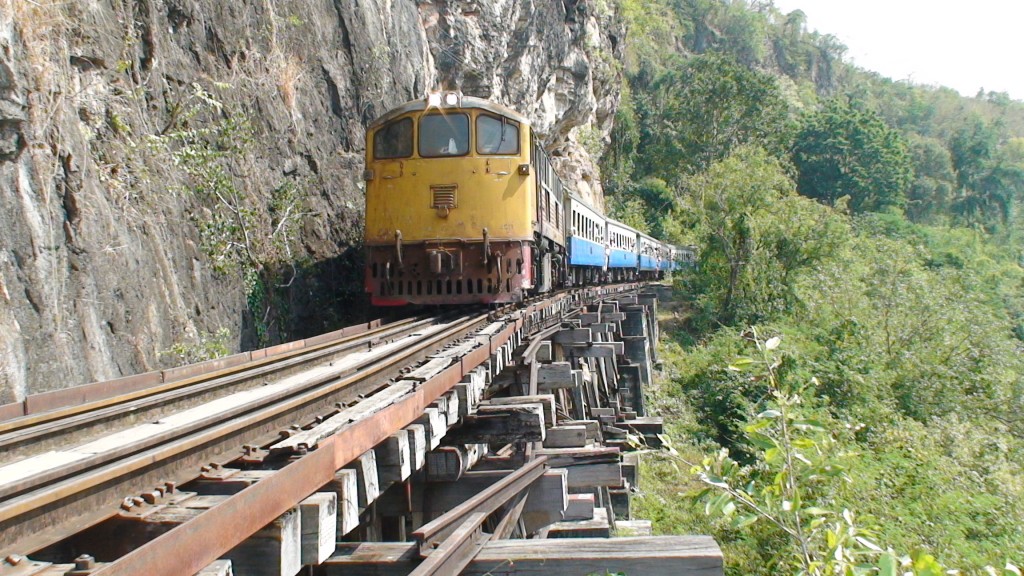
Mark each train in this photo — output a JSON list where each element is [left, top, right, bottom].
[[363, 92, 694, 306]]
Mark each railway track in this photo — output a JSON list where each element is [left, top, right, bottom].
[[0, 284, 723, 576], [0, 307, 495, 563]]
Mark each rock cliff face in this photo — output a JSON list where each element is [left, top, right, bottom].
[[0, 0, 623, 401]]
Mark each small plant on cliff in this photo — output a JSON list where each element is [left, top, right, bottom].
[[161, 327, 232, 366], [163, 84, 309, 345]]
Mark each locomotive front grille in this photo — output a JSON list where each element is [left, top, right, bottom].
[[430, 184, 457, 210]]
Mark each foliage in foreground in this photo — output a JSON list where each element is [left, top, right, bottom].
[[632, 145, 1024, 574]]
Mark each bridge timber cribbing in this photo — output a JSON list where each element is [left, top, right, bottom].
[[0, 285, 723, 576]]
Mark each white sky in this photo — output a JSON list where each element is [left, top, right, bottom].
[[769, 0, 1024, 100]]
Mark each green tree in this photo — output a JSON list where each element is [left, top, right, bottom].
[[637, 53, 792, 181], [905, 134, 955, 224], [680, 146, 847, 328], [792, 99, 913, 213], [950, 116, 1024, 231]]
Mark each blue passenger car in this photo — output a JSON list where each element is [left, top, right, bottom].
[[565, 194, 607, 284]]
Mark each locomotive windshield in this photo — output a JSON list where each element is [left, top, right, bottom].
[[373, 117, 413, 159], [419, 113, 469, 157], [476, 115, 520, 155]]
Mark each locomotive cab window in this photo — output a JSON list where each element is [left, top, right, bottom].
[[373, 117, 413, 159], [419, 113, 469, 157], [476, 115, 520, 155]]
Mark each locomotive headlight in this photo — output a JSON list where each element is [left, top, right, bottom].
[[427, 92, 442, 107], [444, 92, 460, 106]]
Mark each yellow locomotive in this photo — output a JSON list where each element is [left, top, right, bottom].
[[363, 93, 565, 305]]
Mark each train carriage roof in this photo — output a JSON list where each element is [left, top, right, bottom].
[[368, 96, 531, 130]]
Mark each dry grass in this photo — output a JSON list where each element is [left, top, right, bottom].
[[275, 54, 303, 111]]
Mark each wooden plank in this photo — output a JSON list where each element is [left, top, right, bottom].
[[536, 341, 553, 362], [405, 424, 427, 470], [327, 469, 359, 536], [563, 463, 623, 489], [587, 322, 618, 334], [565, 493, 596, 520], [224, 507, 302, 576], [444, 405, 545, 444], [552, 328, 592, 344], [344, 451, 380, 509], [534, 446, 621, 467], [522, 469, 568, 533], [548, 507, 611, 538], [443, 391, 460, 425], [324, 536, 724, 575], [455, 383, 476, 418], [559, 420, 601, 440], [564, 343, 623, 358], [415, 407, 446, 450], [480, 395, 555, 427], [425, 446, 465, 482], [536, 361, 572, 384], [376, 431, 412, 485], [543, 425, 589, 448], [300, 492, 337, 566]]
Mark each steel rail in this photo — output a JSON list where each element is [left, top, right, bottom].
[[88, 306, 530, 576], [0, 311, 491, 558], [0, 315, 434, 445], [0, 317, 457, 497], [408, 457, 549, 576]]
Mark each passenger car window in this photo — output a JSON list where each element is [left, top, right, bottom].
[[419, 114, 469, 157], [476, 115, 520, 155], [373, 117, 413, 159]]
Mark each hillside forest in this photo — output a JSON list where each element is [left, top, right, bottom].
[[604, 1, 1024, 574]]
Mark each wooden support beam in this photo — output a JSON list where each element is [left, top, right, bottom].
[[327, 469, 360, 537], [425, 446, 465, 482], [128, 496, 303, 576], [620, 417, 665, 435], [405, 424, 427, 471], [225, 506, 302, 576], [376, 431, 412, 485], [522, 469, 568, 533], [609, 487, 631, 520], [543, 425, 589, 448], [444, 404, 545, 444], [559, 420, 601, 440], [536, 362, 573, 390], [536, 341, 553, 362], [548, 507, 611, 538], [562, 463, 623, 489], [564, 342, 623, 358], [414, 407, 445, 450], [300, 492, 337, 566], [552, 328, 593, 344], [325, 536, 725, 576], [344, 450, 380, 509], [480, 394, 555, 427], [564, 492, 596, 520], [587, 322, 619, 334]]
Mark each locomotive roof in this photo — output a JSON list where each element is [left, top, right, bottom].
[[368, 96, 531, 129]]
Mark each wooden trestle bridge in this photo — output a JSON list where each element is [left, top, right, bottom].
[[0, 285, 723, 576]]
